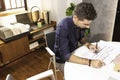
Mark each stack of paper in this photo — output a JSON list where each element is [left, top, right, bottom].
[[73, 40, 120, 65]]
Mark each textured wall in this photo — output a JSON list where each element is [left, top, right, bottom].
[[83, 0, 118, 42]]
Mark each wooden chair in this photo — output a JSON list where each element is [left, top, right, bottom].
[[45, 31, 58, 80], [6, 70, 55, 80], [6, 74, 14, 80], [45, 31, 55, 51], [26, 69, 55, 80], [45, 47, 57, 80]]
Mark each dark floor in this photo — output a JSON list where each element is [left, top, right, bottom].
[[0, 47, 63, 80]]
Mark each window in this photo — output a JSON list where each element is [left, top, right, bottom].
[[0, 0, 27, 12]]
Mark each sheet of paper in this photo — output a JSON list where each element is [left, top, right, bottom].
[[73, 46, 96, 59], [73, 40, 120, 65]]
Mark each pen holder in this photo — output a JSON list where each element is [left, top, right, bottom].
[[37, 21, 42, 28]]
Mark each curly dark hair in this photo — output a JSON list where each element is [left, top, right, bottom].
[[73, 2, 97, 20]]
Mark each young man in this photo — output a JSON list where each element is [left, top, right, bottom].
[[54, 2, 104, 72]]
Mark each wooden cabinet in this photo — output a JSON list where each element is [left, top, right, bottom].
[[0, 36, 29, 65], [0, 21, 56, 66]]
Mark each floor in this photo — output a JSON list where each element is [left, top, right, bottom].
[[0, 47, 63, 80]]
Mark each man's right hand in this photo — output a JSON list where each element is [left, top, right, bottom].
[[90, 60, 104, 68]]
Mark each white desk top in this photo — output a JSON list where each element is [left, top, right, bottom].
[[64, 62, 120, 80], [64, 41, 120, 80]]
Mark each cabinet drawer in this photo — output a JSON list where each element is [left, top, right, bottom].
[[0, 36, 30, 63]]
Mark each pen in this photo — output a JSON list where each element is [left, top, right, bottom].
[[96, 42, 98, 49], [95, 42, 98, 53], [97, 46, 106, 53]]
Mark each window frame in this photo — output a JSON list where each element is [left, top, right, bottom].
[[0, 0, 27, 12]]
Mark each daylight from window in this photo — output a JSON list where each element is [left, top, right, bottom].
[[4, 0, 24, 10]]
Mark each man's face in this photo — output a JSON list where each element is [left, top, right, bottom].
[[73, 15, 92, 29]]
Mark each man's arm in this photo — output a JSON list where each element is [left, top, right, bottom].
[[69, 54, 104, 68], [69, 54, 89, 65], [69, 42, 104, 68]]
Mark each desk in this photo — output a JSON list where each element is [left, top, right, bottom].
[[64, 42, 120, 80]]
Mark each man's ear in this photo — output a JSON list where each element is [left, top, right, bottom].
[[73, 15, 79, 23], [73, 15, 77, 20]]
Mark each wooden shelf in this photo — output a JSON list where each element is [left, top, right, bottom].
[[30, 21, 56, 34], [30, 42, 46, 51], [28, 21, 56, 51], [29, 34, 44, 43]]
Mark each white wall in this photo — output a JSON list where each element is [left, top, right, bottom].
[[41, 0, 82, 23], [41, 0, 66, 23], [66, 0, 83, 7], [26, 0, 42, 11]]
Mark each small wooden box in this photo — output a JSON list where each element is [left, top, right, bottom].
[[114, 54, 120, 72], [114, 63, 120, 72]]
